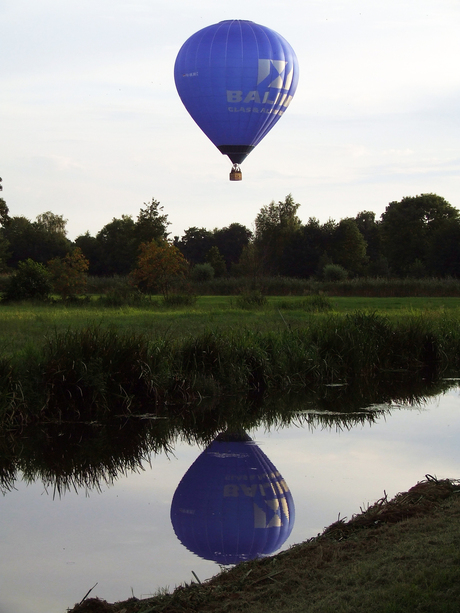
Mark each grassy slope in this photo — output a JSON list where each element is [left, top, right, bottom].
[[68, 478, 460, 613]]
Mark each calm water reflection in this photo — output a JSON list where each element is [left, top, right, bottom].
[[171, 430, 295, 564], [0, 382, 459, 613]]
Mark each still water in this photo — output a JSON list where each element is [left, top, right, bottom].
[[1, 384, 459, 613]]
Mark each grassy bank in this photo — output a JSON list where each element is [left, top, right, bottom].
[[67, 476, 460, 613], [0, 308, 459, 429], [0, 302, 459, 430], [0, 295, 460, 358]]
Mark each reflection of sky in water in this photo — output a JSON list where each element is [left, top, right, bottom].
[[1, 389, 459, 613]]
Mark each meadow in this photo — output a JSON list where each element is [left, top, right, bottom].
[[1, 294, 460, 357]]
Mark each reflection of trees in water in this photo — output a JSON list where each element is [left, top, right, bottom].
[[0, 418, 173, 497], [0, 377, 457, 496]]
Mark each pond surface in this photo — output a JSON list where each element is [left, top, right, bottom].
[[1, 384, 459, 613]]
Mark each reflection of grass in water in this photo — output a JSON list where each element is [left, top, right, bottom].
[[15, 419, 173, 498], [1, 378, 455, 497]]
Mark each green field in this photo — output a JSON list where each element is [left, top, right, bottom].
[[1, 295, 460, 358]]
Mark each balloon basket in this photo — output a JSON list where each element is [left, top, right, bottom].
[[229, 165, 242, 181]]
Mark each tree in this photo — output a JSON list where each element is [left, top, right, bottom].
[[254, 194, 301, 274], [96, 215, 137, 275], [279, 217, 336, 278], [75, 232, 105, 275], [130, 240, 188, 297], [2, 215, 71, 267], [48, 247, 89, 299], [175, 227, 215, 265], [213, 223, 252, 270], [135, 198, 170, 245], [35, 211, 68, 236], [330, 218, 368, 276], [91, 199, 170, 276], [233, 242, 265, 284], [427, 217, 460, 277], [3, 259, 52, 302], [0, 198, 11, 227], [380, 194, 459, 276], [0, 198, 11, 270], [205, 246, 227, 277]]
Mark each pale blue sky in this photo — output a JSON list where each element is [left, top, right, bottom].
[[2, 0, 460, 240]]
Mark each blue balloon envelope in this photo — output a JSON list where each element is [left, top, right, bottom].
[[170, 431, 295, 564], [174, 20, 299, 177]]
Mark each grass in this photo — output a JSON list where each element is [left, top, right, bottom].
[[0, 299, 460, 431], [0, 296, 460, 359], [67, 476, 460, 613]]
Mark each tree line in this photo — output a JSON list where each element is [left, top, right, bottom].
[[0, 192, 459, 282]]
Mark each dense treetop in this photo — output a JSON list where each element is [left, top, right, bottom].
[[1, 192, 459, 279]]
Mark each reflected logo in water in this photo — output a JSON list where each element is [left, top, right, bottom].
[[170, 430, 295, 565]]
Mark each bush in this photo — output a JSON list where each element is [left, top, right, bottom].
[[97, 287, 151, 307], [2, 259, 52, 302], [235, 290, 268, 309], [47, 248, 89, 300], [277, 294, 333, 312], [191, 263, 215, 283], [323, 264, 348, 282], [162, 293, 197, 308]]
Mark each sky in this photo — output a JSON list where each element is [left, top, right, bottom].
[[2, 0, 460, 241]]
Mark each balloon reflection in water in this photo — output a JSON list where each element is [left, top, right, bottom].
[[170, 431, 295, 565]]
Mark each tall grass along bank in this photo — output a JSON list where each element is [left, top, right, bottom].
[[1, 309, 460, 429]]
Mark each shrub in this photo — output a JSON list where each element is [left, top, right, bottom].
[[162, 293, 197, 308], [97, 287, 151, 307], [323, 264, 348, 282], [302, 294, 333, 312], [235, 290, 268, 309], [48, 247, 89, 300], [2, 259, 52, 302], [86, 275, 131, 295], [191, 263, 215, 283], [276, 294, 333, 312]]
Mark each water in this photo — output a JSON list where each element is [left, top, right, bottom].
[[1, 385, 459, 613]]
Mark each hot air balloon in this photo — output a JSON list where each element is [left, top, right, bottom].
[[170, 430, 295, 565], [174, 20, 299, 181]]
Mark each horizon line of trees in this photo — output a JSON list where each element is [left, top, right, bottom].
[[0, 192, 460, 282]]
